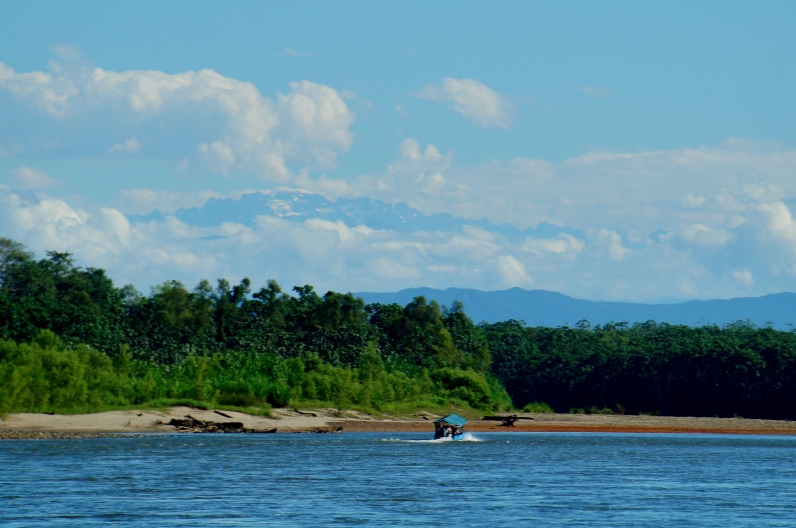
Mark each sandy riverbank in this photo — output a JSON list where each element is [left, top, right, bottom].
[[0, 407, 346, 438], [342, 413, 796, 435], [3, 408, 796, 438]]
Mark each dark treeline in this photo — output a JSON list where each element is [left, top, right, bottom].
[[0, 238, 509, 413], [485, 320, 796, 419], [2, 237, 796, 419]]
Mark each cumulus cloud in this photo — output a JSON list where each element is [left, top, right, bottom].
[[417, 77, 515, 129], [6, 167, 58, 190], [758, 201, 796, 246], [393, 102, 408, 117], [732, 270, 754, 286], [392, 139, 796, 236], [679, 224, 734, 248], [521, 234, 584, 258], [580, 85, 612, 98], [6, 181, 796, 302], [4, 123, 796, 301], [107, 138, 141, 155], [0, 60, 355, 180], [592, 229, 630, 261], [681, 193, 706, 208], [496, 255, 533, 287]]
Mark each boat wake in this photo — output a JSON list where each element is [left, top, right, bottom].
[[383, 433, 483, 443]]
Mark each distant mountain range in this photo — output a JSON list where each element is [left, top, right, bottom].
[[355, 287, 796, 329], [129, 190, 577, 239], [128, 191, 795, 329]]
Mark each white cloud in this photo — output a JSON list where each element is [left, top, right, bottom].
[[496, 255, 533, 287], [107, 138, 141, 155], [393, 102, 408, 117], [50, 44, 84, 61], [592, 229, 630, 261], [305, 218, 374, 245], [0, 143, 26, 157], [276, 80, 355, 168], [679, 224, 734, 248], [0, 60, 356, 180], [275, 48, 318, 58], [4, 127, 796, 302], [5, 181, 796, 302], [732, 270, 754, 286], [580, 85, 612, 98], [392, 139, 796, 235], [417, 77, 515, 129], [117, 188, 225, 215], [7, 167, 58, 189], [521, 234, 584, 257], [234, 137, 796, 301], [758, 201, 796, 246], [681, 193, 706, 208]]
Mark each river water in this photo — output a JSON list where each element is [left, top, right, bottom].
[[2, 432, 796, 526]]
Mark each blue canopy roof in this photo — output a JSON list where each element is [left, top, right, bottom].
[[433, 413, 468, 427]]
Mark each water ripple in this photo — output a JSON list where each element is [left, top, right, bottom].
[[2, 433, 796, 526]]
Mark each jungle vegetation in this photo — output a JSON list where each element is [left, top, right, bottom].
[[0, 238, 509, 415], [2, 237, 796, 419]]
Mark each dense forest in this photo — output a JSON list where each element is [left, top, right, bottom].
[[2, 237, 796, 419], [0, 238, 510, 415]]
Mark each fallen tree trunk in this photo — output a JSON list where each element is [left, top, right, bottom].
[[482, 415, 536, 427]]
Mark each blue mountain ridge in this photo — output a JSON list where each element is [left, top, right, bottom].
[[127, 191, 794, 328], [355, 287, 796, 330], [128, 190, 579, 239]]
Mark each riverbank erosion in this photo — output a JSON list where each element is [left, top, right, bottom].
[[4, 408, 796, 438]]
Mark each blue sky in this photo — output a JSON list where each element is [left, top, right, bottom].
[[1, 1, 795, 301]]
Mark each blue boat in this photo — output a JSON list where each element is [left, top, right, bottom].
[[433, 413, 468, 440]]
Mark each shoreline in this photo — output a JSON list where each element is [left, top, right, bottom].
[[3, 408, 796, 439]]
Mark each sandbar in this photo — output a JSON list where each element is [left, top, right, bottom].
[[3, 408, 796, 438]]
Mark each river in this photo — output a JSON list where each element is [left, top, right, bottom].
[[2, 432, 796, 526]]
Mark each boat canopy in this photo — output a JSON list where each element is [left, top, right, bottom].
[[433, 413, 468, 427]]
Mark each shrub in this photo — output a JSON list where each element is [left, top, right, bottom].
[[431, 367, 493, 409], [522, 401, 554, 413], [217, 392, 264, 407]]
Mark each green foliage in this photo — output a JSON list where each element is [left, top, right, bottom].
[[11, 235, 796, 420], [0, 336, 132, 414], [0, 334, 506, 415], [482, 319, 796, 419], [522, 401, 554, 413]]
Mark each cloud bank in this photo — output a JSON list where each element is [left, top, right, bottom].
[[3, 137, 796, 303], [0, 60, 355, 179], [2, 59, 795, 303]]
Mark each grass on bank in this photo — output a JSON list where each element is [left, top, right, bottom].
[[0, 332, 514, 418]]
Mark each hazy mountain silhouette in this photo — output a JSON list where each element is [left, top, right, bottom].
[[129, 190, 576, 239], [128, 191, 795, 329], [356, 287, 796, 329]]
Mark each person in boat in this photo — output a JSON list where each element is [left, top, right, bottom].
[[434, 423, 445, 439], [432, 413, 468, 440]]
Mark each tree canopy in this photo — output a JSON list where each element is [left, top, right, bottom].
[[2, 237, 796, 418]]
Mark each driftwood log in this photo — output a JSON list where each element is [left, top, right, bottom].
[[483, 414, 536, 427], [167, 415, 245, 433]]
